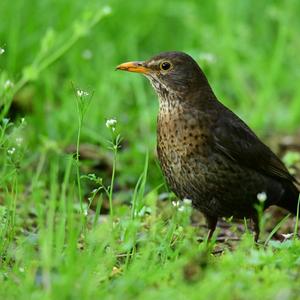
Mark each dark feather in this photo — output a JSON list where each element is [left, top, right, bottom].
[[213, 108, 297, 184]]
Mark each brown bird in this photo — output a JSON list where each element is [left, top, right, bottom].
[[116, 51, 299, 241]]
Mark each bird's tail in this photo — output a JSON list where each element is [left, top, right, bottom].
[[278, 182, 300, 217]]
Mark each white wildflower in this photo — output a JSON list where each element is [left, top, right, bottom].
[[2, 118, 9, 125], [199, 52, 216, 64], [102, 6, 112, 15], [4, 80, 14, 90], [7, 147, 16, 155], [183, 198, 192, 205], [77, 89, 89, 98], [16, 137, 23, 146], [178, 206, 186, 212], [177, 226, 183, 232], [0, 48, 4, 55], [172, 200, 180, 207], [281, 233, 294, 240], [105, 118, 117, 131], [257, 192, 267, 202], [82, 49, 93, 60]]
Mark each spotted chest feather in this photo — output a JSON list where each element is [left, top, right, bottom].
[[156, 99, 213, 194]]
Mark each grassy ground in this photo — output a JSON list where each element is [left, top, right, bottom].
[[1, 0, 300, 299]]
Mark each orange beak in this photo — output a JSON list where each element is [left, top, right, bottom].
[[116, 61, 150, 74]]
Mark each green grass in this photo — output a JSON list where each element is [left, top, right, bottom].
[[0, 0, 300, 299]]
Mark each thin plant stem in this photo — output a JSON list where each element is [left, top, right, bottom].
[[109, 145, 117, 218], [72, 83, 93, 216], [9, 173, 18, 243], [293, 195, 300, 239], [76, 114, 84, 213]]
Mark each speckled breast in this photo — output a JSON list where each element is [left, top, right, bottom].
[[157, 103, 212, 199]]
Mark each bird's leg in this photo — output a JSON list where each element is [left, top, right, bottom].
[[205, 215, 218, 242], [252, 215, 260, 243]]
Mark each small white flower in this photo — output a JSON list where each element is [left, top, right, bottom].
[[92, 188, 98, 194], [198, 52, 216, 64], [102, 6, 112, 15], [2, 118, 9, 125], [16, 137, 23, 146], [77, 89, 89, 98], [7, 147, 16, 155], [183, 198, 192, 205], [177, 226, 183, 232], [4, 80, 14, 90], [19, 267, 24, 273], [105, 118, 117, 131], [281, 233, 294, 240], [82, 49, 93, 60], [0, 48, 4, 55], [172, 201, 180, 207], [178, 206, 185, 212], [257, 192, 267, 202]]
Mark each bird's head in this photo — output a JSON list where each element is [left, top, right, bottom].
[[116, 51, 211, 100]]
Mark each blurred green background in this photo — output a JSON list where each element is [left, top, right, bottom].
[[1, 0, 300, 192]]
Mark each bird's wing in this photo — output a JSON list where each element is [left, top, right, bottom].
[[213, 111, 296, 183]]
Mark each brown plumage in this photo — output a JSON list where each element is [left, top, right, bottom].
[[117, 51, 299, 241]]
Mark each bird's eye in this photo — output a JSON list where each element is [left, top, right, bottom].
[[160, 61, 172, 71]]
